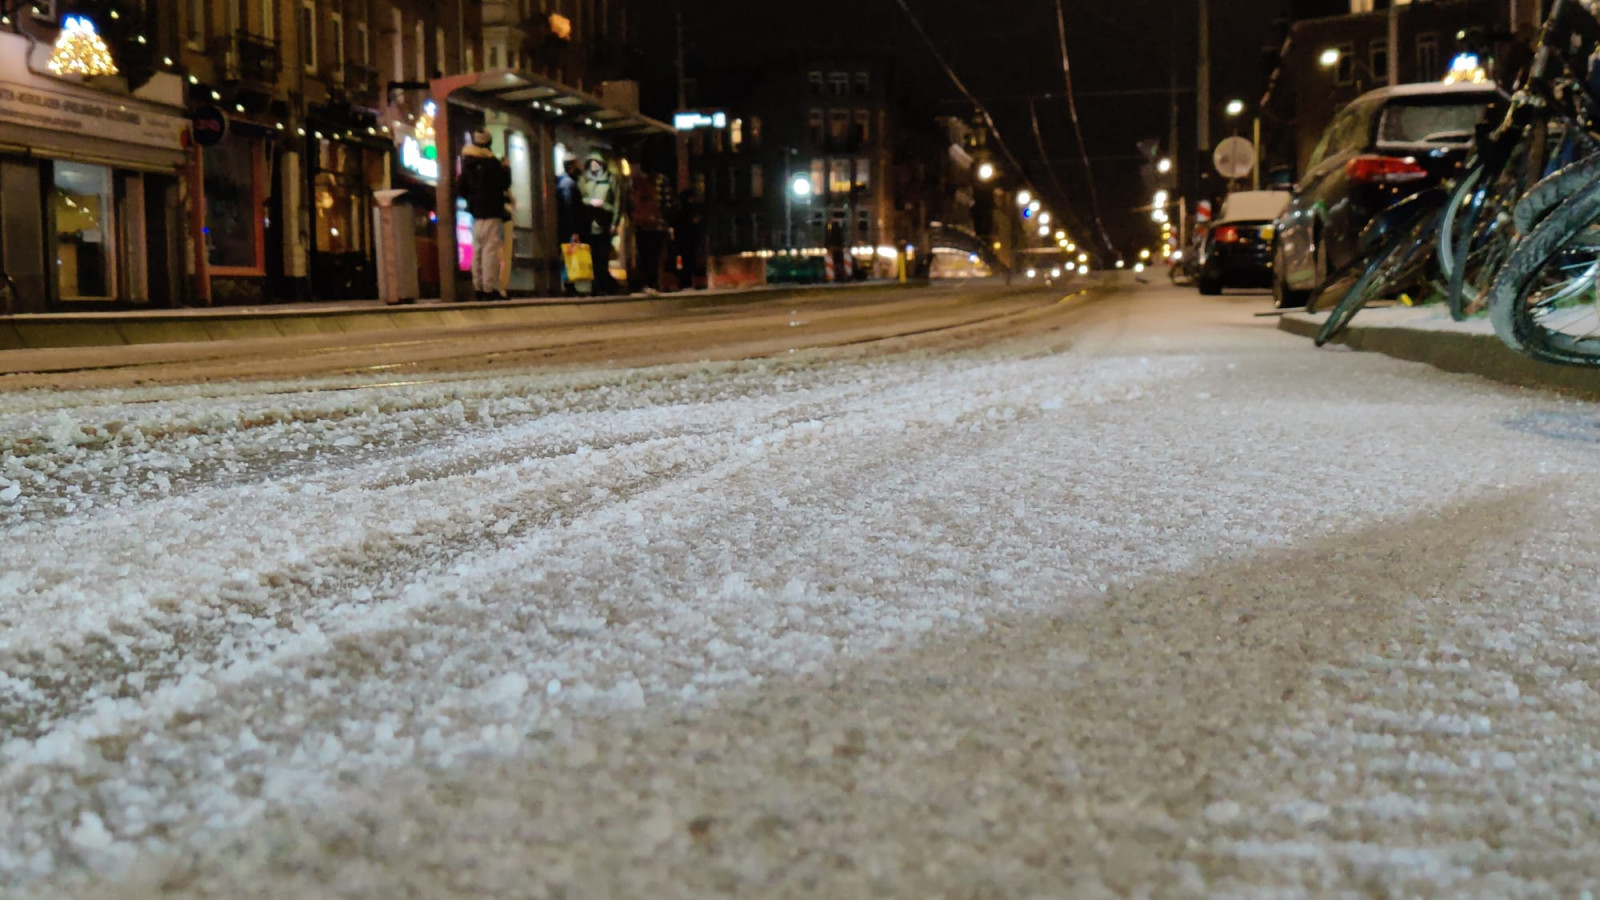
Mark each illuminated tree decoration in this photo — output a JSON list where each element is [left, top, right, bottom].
[[49, 16, 120, 77]]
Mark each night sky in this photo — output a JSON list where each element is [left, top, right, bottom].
[[668, 0, 1295, 256]]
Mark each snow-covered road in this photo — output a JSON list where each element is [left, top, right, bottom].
[[5, 281, 1600, 896]]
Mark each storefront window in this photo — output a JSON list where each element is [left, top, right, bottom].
[[204, 138, 264, 272], [52, 161, 115, 299], [314, 139, 380, 255]]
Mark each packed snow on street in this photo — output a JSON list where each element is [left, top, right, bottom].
[[4, 298, 1600, 896]]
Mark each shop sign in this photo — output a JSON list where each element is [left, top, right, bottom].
[[673, 111, 726, 132], [191, 104, 228, 147], [0, 78, 184, 150], [400, 135, 439, 182]]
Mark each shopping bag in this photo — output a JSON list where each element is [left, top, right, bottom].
[[563, 241, 594, 283]]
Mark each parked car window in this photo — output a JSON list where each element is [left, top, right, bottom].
[[1308, 107, 1362, 170], [1378, 102, 1482, 146]]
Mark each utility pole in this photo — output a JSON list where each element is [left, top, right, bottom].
[[676, 7, 689, 190], [1388, 0, 1400, 86], [1197, 0, 1211, 156], [1169, 19, 1180, 184]]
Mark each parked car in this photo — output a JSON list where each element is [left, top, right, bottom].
[[1272, 82, 1506, 309], [1196, 190, 1289, 295]]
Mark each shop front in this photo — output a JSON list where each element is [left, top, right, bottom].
[[0, 32, 187, 312], [305, 106, 390, 300]]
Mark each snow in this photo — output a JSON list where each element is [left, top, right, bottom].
[[4, 285, 1600, 895]]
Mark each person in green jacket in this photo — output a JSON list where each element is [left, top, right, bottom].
[[579, 152, 621, 295]]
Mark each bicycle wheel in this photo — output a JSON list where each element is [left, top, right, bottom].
[[1488, 180, 1600, 365], [1315, 213, 1436, 347], [1438, 166, 1483, 319]]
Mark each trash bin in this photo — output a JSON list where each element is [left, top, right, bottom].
[[373, 188, 419, 305]]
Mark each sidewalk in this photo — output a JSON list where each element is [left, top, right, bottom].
[[0, 280, 922, 352], [1279, 305, 1600, 399]]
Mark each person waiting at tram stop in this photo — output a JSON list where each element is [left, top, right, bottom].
[[456, 128, 513, 301], [579, 152, 621, 295]]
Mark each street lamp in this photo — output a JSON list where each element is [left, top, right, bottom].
[[1038, 212, 1051, 227], [977, 162, 996, 182], [1016, 189, 1033, 206], [1156, 158, 1172, 175], [1318, 47, 1341, 68], [1224, 98, 1245, 119], [786, 173, 813, 251]]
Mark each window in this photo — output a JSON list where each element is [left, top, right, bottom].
[[854, 158, 871, 190], [808, 71, 823, 95], [748, 116, 763, 149], [331, 13, 345, 73], [314, 140, 381, 257], [52, 161, 118, 298], [436, 27, 446, 75], [752, 214, 766, 248], [390, 9, 403, 84], [857, 209, 871, 239], [710, 128, 724, 154], [829, 158, 851, 194], [829, 72, 848, 96], [706, 168, 717, 203], [854, 71, 870, 95], [730, 118, 743, 151], [187, 0, 205, 47], [301, 0, 317, 74], [829, 110, 849, 141], [355, 21, 369, 65], [810, 159, 824, 196], [202, 140, 265, 273], [727, 166, 739, 201], [1378, 102, 1482, 146], [808, 110, 824, 144], [1417, 33, 1439, 81], [261, 0, 276, 40], [414, 20, 425, 81], [853, 110, 870, 144], [1369, 38, 1388, 84], [751, 164, 764, 198], [690, 131, 705, 156], [488, 45, 499, 68], [1333, 42, 1354, 86]]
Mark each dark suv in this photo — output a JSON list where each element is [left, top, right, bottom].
[[1272, 82, 1505, 309]]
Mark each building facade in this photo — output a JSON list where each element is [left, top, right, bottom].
[[0, 0, 667, 312], [687, 61, 898, 267]]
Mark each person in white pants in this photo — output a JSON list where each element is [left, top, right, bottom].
[[456, 129, 512, 301]]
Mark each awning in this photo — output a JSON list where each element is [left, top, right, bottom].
[[432, 69, 672, 138]]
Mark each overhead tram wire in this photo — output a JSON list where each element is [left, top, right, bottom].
[[1054, 0, 1116, 254], [1029, 97, 1080, 237], [889, 0, 1025, 181]]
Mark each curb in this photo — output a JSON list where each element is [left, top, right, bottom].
[[1278, 312, 1600, 400], [0, 281, 928, 352]]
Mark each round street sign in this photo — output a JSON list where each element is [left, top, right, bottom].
[[192, 105, 229, 147], [1213, 136, 1256, 180]]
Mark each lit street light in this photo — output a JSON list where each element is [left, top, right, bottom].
[[1153, 190, 1169, 208], [1038, 224, 1050, 236], [785, 173, 813, 251], [1318, 47, 1341, 68], [1225, 99, 1245, 118], [1016, 189, 1033, 206], [1156, 158, 1172, 175], [1038, 212, 1052, 227], [977, 162, 996, 182]]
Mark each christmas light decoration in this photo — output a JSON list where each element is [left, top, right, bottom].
[[48, 16, 119, 77]]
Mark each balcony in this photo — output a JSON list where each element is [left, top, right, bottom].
[[213, 31, 281, 87]]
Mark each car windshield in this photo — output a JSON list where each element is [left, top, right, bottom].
[[1377, 101, 1485, 145]]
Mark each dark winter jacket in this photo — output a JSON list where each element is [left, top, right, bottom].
[[457, 145, 511, 221], [556, 171, 581, 242]]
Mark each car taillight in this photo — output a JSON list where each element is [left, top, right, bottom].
[[1346, 155, 1428, 184], [1213, 226, 1240, 243]]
